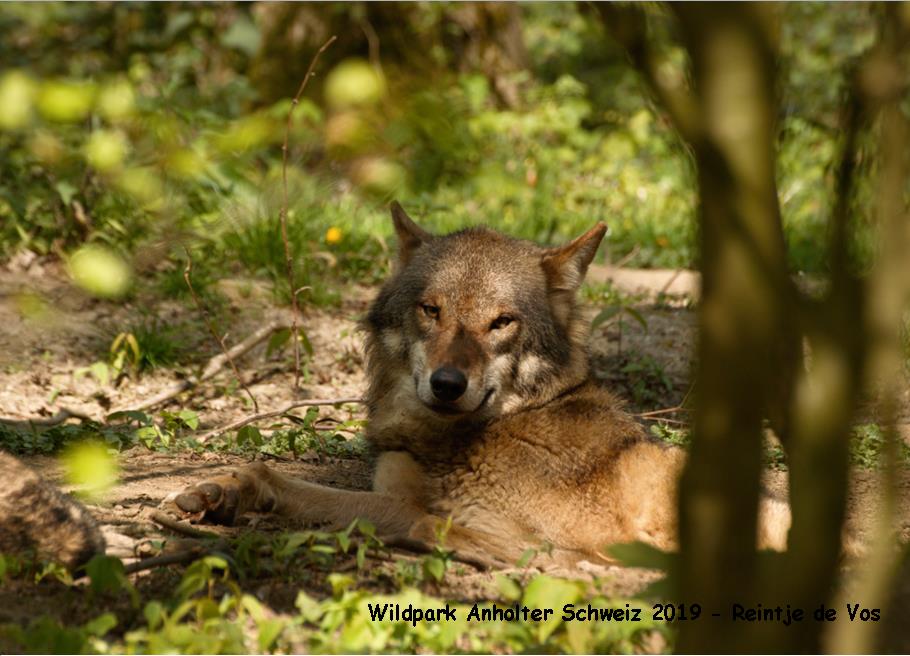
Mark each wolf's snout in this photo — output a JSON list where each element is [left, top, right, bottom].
[[430, 366, 468, 402]]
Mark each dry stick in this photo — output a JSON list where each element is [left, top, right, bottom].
[[635, 406, 689, 418], [658, 268, 683, 297], [280, 35, 337, 391], [183, 250, 259, 413], [150, 510, 221, 540], [383, 535, 493, 572], [636, 416, 688, 426], [197, 396, 364, 443], [120, 320, 288, 413], [360, 19, 382, 73], [634, 381, 697, 420], [613, 244, 641, 269], [0, 407, 94, 427], [122, 548, 213, 575]]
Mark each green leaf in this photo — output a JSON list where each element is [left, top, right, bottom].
[[356, 518, 376, 538], [144, 601, 164, 630], [135, 425, 160, 448], [86, 555, 125, 595], [177, 409, 199, 430], [623, 306, 649, 330], [295, 591, 322, 623], [257, 619, 284, 652], [275, 532, 312, 559], [496, 574, 522, 601], [89, 361, 111, 386], [336, 531, 351, 553], [266, 328, 291, 357], [236, 425, 262, 446], [220, 16, 261, 58], [299, 329, 315, 357], [591, 305, 622, 328], [82, 612, 117, 637], [356, 543, 367, 569], [516, 547, 537, 568], [423, 555, 446, 582], [85, 555, 139, 606], [55, 181, 77, 206], [522, 576, 582, 641]]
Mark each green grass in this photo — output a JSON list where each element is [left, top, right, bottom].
[[649, 422, 910, 473], [850, 423, 910, 469]]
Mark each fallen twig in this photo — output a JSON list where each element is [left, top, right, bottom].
[[635, 406, 689, 419], [150, 509, 221, 540], [614, 244, 641, 269], [280, 34, 337, 391], [383, 535, 493, 572], [122, 546, 220, 575], [197, 396, 364, 443], [184, 250, 259, 412], [637, 416, 689, 426], [0, 406, 94, 427], [117, 320, 288, 413]]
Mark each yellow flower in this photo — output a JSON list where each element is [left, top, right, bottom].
[[325, 226, 343, 245]]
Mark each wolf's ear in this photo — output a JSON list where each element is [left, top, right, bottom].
[[541, 222, 607, 293], [390, 201, 431, 266]]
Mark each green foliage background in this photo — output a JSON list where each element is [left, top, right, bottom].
[[0, 3, 883, 299]]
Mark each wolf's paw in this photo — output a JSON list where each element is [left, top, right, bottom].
[[169, 475, 244, 525], [167, 463, 274, 525]]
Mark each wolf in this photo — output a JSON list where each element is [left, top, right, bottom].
[[0, 451, 105, 570], [173, 202, 789, 566]]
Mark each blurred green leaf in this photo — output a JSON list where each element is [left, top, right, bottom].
[[68, 244, 132, 299], [325, 59, 386, 109], [37, 80, 95, 123], [221, 16, 261, 57]]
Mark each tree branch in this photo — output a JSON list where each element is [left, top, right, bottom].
[[118, 320, 288, 413], [196, 396, 364, 443], [280, 35, 337, 390]]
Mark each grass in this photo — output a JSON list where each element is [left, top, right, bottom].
[[649, 422, 910, 472]]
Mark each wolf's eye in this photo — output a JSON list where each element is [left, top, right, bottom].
[[489, 315, 514, 331], [420, 304, 440, 320]]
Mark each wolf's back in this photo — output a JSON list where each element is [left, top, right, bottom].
[[0, 451, 105, 570]]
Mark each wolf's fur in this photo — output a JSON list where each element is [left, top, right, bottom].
[[0, 451, 105, 570], [174, 203, 789, 566]]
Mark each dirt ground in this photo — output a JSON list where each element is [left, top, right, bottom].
[[2, 259, 910, 641]]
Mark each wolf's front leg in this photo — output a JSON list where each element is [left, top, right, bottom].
[[173, 461, 423, 535]]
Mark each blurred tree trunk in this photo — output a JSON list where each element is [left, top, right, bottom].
[[597, 2, 891, 652], [842, 5, 910, 653], [668, 6, 807, 652]]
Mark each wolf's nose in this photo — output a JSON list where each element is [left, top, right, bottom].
[[430, 366, 468, 402]]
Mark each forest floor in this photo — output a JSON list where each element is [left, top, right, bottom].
[[2, 260, 910, 649]]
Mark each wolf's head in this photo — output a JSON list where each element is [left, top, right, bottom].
[[364, 202, 605, 449]]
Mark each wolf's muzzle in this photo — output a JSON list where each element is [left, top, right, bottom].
[[430, 366, 468, 402]]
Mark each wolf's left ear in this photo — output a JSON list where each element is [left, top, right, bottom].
[[541, 222, 607, 293], [390, 201, 432, 266]]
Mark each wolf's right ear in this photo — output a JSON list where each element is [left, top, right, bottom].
[[541, 222, 606, 326], [541, 222, 607, 293], [390, 201, 431, 266]]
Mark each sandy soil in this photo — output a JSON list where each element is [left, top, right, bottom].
[[2, 259, 910, 642]]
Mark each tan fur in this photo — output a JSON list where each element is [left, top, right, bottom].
[[173, 204, 790, 567]]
